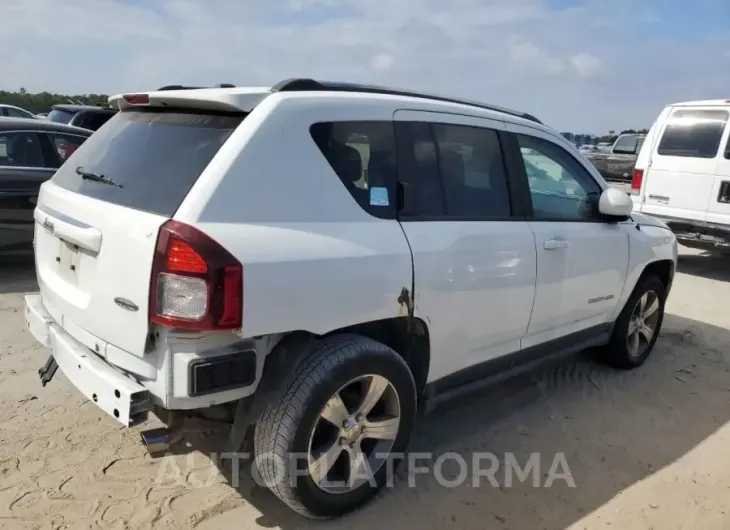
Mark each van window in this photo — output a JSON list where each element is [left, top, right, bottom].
[[310, 121, 398, 219], [51, 109, 244, 217], [657, 109, 729, 159]]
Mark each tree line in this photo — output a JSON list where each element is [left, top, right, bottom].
[[0, 88, 109, 113]]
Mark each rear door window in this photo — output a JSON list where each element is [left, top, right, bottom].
[[394, 121, 512, 219], [657, 109, 729, 159], [6, 107, 34, 119], [432, 122, 511, 218], [51, 110, 244, 217], [47, 133, 88, 167], [0, 131, 46, 168]]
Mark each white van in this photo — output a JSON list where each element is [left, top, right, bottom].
[[631, 99, 730, 251]]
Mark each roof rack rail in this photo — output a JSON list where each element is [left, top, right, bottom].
[[270, 78, 542, 124]]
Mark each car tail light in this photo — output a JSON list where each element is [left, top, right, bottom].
[[122, 94, 150, 105], [630, 169, 644, 194], [150, 220, 242, 331], [58, 143, 78, 160]]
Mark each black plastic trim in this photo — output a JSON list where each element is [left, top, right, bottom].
[[188, 350, 257, 397], [425, 323, 611, 410]]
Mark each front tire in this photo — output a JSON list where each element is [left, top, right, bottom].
[[253, 334, 417, 519], [602, 275, 666, 369]]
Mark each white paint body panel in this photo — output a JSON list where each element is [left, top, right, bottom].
[[504, 123, 630, 345], [401, 219, 537, 382]]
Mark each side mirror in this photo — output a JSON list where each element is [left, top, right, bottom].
[[598, 188, 633, 218]]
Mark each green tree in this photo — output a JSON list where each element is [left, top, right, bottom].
[[0, 88, 109, 113]]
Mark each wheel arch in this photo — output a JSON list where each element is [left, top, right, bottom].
[[229, 317, 431, 451], [638, 258, 675, 294]]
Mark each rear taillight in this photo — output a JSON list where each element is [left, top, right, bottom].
[[122, 93, 150, 105], [150, 220, 242, 331], [630, 169, 644, 194]]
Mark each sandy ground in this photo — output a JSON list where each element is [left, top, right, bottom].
[[2, 247, 730, 529]]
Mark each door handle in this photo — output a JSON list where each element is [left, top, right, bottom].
[[544, 239, 569, 250]]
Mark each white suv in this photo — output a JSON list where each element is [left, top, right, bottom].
[[24, 79, 677, 518], [631, 98, 730, 252]]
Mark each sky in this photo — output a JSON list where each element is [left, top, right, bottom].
[[2, 0, 729, 132]]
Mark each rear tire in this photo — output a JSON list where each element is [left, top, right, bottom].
[[602, 275, 666, 369], [253, 334, 417, 519]]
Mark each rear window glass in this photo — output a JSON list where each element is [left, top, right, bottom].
[[613, 135, 644, 154], [73, 111, 116, 131], [657, 109, 729, 159], [47, 109, 75, 124], [51, 110, 243, 217]]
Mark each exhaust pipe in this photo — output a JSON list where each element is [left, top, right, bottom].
[[141, 409, 185, 455], [140, 411, 229, 455], [140, 426, 183, 456]]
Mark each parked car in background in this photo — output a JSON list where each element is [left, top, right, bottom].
[[596, 142, 612, 152], [23, 79, 676, 519], [0, 118, 91, 257], [0, 104, 39, 120], [35, 112, 48, 119], [46, 104, 117, 131], [584, 133, 646, 182], [631, 99, 730, 252], [578, 144, 599, 154]]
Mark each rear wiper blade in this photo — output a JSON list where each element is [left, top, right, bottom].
[[75, 166, 123, 188]]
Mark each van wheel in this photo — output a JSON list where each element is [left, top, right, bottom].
[[602, 275, 666, 369], [253, 334, 417, 519]]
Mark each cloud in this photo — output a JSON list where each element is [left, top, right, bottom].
[[570, 53, 603, 78], [1, 0, 729, 132], [370, 53, 395, 72], [508, 39, 565, 76]]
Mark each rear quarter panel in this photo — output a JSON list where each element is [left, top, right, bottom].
[[177, 94, 414, 338]]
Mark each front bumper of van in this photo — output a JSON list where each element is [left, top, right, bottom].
[[25, 294, 151, 426], [651, 215, 730, 250]]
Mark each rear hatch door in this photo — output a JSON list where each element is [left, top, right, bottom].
[[35, 107, 244, 356]]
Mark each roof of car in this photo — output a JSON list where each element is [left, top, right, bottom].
[[51, 104, 117, 113], [270, 78, 544, 124], [669, 99, 730, 107], [0, 117, 93, 135], [111, 78, 545, 129]]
